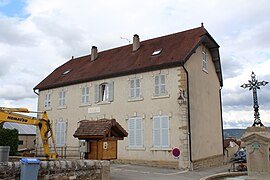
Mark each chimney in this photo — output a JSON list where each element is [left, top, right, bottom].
[[133, 34, 140, 52], [91, 46, 98, 61]]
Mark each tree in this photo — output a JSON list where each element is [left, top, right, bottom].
[[0, 127, 19, 155]]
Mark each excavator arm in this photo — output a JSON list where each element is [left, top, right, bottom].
[[0, 107, 58, 159]]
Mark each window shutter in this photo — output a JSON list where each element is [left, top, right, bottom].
[[48, 94, 51, 106], [86, 87, 89, 103], [58, 92, 61, 106], [160, 75, 165, 84], [62, 122, 67, 145], [56, 121, 67, 147], [153, 117, 161, 147], [55, 123, 59, 145], [131, 79, 135, 88], [108, 82, 114, 102], [135, 118, 142, 146], [160, 75, 166, 95], [44, 95, 46, 107], [94, 84, 100, 103], [161, 116, 169, 147], [130, 80, 135, 98], [45, 94, 47, 107], [128, 118, 135, 147], [60, 122, 64, 145], [56, 122, 61, 146], [81, 88, 85, 103], [62, 92, 66, 105], [154, 76, 160, 96], [135, 79, 140, 98], [136, 79, 140, 86], [82, 87, 90, 104]]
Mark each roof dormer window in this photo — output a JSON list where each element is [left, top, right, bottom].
[[62, 69, 72, 75], [152, 49, 162, 56]]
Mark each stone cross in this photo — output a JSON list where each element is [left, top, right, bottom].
[[241, 72, 268, 126]]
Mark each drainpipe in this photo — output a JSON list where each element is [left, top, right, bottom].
[[182, 65, 193, 170]]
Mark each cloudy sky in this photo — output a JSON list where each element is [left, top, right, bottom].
[[0, 0, 270, 129]]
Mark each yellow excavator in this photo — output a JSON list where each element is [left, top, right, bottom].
[[0, 107, 58, 159]]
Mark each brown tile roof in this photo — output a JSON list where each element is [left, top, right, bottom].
[[224, 137, 241, 148], [73, 119, 128, 140], [34, 26, 222, 90]]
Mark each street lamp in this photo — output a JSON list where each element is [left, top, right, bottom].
[[178, 90, 186, 106]]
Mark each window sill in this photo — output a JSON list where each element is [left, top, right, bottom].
[[97, 101, 111, 105], [126, 147, 146, 151], [128, 97, 144, 102], [44, 107, 52, 111], [203, 68, 208, 74], [152, 94, 170, 99], [80, 103, 91, 107], [57, 105, 67, 110], [150, 147, 171, 151], [56, 145, 66, 148]]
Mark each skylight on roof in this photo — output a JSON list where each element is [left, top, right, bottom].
[[152, 49, 162, 56], [62, 69, 72, 75]]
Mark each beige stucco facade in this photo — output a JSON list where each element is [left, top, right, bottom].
[[36, 45, 223, 169], [185, 45, 223, 168], [18, 135, 36, 150]]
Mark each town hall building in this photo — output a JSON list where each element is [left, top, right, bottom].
[[34, 24, 223, 170]]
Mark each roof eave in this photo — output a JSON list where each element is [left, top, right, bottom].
[[35, 61, 185, 91], [182, 35, 223, 87]]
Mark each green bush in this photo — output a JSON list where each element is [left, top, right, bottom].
[[0, 127, 18, 155]]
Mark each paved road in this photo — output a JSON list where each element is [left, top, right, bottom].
[[110, 163, 230, 180]]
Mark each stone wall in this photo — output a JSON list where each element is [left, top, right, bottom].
[[0, 160, 110, 180], [113, 159, 179, 169], [192, 154, 224, 170]]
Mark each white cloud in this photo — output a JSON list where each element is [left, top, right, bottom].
[[0, 0, 270, 127]]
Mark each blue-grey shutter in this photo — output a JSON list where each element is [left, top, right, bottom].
[[153, 116, 161, 147], [58, 92, 61, 106], [85, 87, 90, 103], [135, 79, 140, 98], [62, 91, 66, 105], [128, 118, 135, 147], [161, 116, 169, 147], [56, 121, 66, 147], [61, 122, 67, 146], [81, 88, 85, 103], [154, 76, 160, 96], [55, 122, 60, 145], [108, 82, 114, 102], [130, 80, 135, 98], [94, 84, 100, 103], [135, 118, 142, 147], [160, 75, 166, 95]]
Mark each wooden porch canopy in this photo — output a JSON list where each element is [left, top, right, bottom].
[[73, 119, 128, 140]]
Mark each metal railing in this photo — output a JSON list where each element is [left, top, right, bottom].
[[35, 146, 80, 159]]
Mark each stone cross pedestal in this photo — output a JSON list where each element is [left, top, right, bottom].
[[241, 126, 270, 180]]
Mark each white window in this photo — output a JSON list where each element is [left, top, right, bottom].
[[55, 121, 67, 147], [152, 49, 162, 56], [58, 90, 66, 107], [202, 45, 208, 71], [95, 82, 114, 103], [154, 74, 167, 96], [153, 115, 169, 148], [130, 78, 141, 99], [81, 86, 90, 104], [128, 117, 143, 147], [44, 93, 51, 108]]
